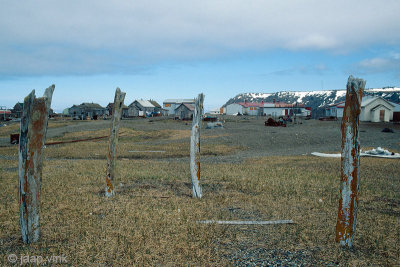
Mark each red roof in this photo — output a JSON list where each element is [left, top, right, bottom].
[[237, 102, 264, 107], [237, 102, 305, 108]]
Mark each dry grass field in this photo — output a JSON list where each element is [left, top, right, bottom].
[[0, 118, 399, 266]]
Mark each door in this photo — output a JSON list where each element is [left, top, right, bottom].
[[379, 110, 385, 121]]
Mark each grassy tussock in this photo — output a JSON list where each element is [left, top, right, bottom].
[[0, 155, 399, 265]]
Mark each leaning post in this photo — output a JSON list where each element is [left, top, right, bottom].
[[190, 93, 204, 198], [336, 75, 365, 248], [19, 85, 55, 244], [105, 88, 126, 197]]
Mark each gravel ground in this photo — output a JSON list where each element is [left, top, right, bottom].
[[1, 117, 399, 265], [199, 117, 400, 162], [2, 116, 399, 162]]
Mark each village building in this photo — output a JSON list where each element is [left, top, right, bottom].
[[225, 103, 245, 115], [0, 108, 11, 120], [325, 96, 395, 122], [393, 102, 400, 122], [12, 102, 24, 118], [149, 100, 168, 116], [175, 103, 194, 120], [128, 100, 155, 117], [225, 101, 310, 117], [68, 103, 107, 119], [106, 103, 129, 118], [263, 102, 310, 117], [208, 108, 221, 115], [163, 99, 195, 115]]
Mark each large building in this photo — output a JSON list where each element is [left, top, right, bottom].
[[163, 99, 195, 115], [225, 101, 310, 117], [175, 103, 195, 120], [68, 103, 107, 119], [128, 100, 155, 117], [325, 96, 396, 122]]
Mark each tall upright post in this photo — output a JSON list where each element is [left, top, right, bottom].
[[106, 88, 126, 197], [336, 76, 365, 248], [190, 93, 204, 198], [19, 85, 55, 244]]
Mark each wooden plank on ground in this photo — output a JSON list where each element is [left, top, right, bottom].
[[197, 220, 294, 225]]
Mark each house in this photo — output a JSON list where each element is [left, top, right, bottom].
[[242, 102, 264, 116], [208, 108, 221, 115], [325, 102, 343, 117], [0, 108, 11, 120], [68, 103, 107, 119], [106, 103, 129, 117], [12, 102, 24, 118], [226, 103, 245, 115], [225, 102, 263, 115], [149, 100, 168, 116], [149, 100, 161, 112], [392, 102, 400, 122], [264, 102, 309, 117], [175, 103, 195, 120], [326, 96, 395, 122], [128, 100, 155, 117], [226, 101, 310, 117], [163, 99, 195, 115]]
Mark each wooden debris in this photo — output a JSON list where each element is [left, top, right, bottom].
[[19, 85, 55, 244], [336, 75, 365, 248], [106, 88, 126, 197], [197, 220, 294, 225], [190, 93, 204, 198], [128, 150, 166, 153]]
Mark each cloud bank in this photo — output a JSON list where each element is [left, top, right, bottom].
[[1, 0, 399, 76]]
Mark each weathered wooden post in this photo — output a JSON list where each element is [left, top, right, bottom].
[[190, 93, 204, 198], [105, 88, 126, 197], [19, 85, 55, 244], [336, 75, 365, 248]]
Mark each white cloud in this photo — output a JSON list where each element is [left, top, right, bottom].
[[355, 53, 400, 76], [0, 0, 399, 76]]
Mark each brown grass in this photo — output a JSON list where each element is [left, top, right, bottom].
[[0, 121, 399, 266], [0, 120, 73, 138]]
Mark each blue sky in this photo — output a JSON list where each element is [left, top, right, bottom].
[[1, 0, 399, 112]]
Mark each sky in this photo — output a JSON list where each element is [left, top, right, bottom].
[[1, 0, 399, 112]]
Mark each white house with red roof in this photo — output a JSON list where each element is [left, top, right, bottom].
[[226, 102, 263, 115]]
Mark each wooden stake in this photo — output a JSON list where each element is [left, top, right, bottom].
[[190, 93, 204, 198], [18, 85, 54, 244], [106, 88, 126, 197], [336, 75, 365, 248]]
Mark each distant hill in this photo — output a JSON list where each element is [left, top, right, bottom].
[[223, 87, 400, 118]]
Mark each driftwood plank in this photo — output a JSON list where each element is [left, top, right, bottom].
[[197, 220, 294, 225], [336, 75, 365, 248], [190, 93, 204, 198], [106, 88, 126, 197], [18, 85, 54, 244]]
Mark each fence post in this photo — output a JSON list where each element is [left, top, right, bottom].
[[106, 88, 126, 197], [18, 85, 55, 244], [190, 93, 204, 198], [336, 75, 365, 248]]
